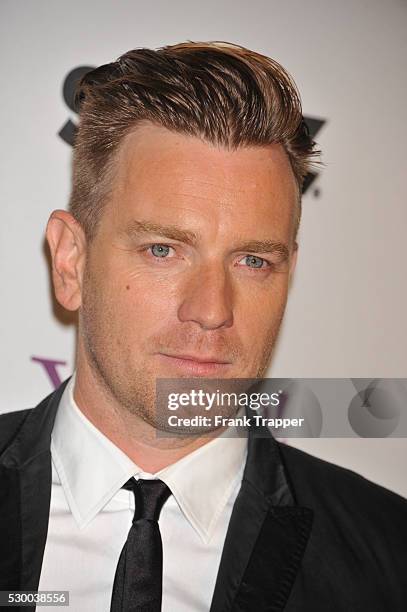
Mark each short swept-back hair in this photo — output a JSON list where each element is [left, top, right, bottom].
[[70, 40, 319, 239]]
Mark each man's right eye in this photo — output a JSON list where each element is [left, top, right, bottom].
[[148, 244, 174, 258]]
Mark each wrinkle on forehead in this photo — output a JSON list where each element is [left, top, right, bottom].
[[106, 122, 298, 242], [115, 122, 296, 191]]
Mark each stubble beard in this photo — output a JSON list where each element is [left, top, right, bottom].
[[80, 267, 286, 434], [80, 266, 163, 431]]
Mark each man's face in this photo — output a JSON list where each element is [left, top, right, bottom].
[[79, 122, 298, 424]]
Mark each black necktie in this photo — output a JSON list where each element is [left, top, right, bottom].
[[110, 478, 171, 612]]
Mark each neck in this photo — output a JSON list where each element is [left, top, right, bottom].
[[72, 359, 221, 473]]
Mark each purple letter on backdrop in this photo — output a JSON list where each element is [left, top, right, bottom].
[[31, 356, 67, 390]]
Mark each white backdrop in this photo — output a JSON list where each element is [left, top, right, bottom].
[[1, 0, 406, 496]]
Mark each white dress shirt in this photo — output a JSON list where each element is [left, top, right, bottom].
[[37, 375, 248, 611]]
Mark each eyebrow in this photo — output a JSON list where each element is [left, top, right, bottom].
[[123, 220, 199, 246], [123, 220, 290, 260]]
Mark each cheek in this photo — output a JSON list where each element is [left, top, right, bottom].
[[236, 280, 289, 344], [116, 273, 180, 330], [237, 277, 289, 325]]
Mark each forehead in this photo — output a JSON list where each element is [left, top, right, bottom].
[[107, 122, 298, 239]]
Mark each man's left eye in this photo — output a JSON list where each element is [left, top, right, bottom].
[[239, 255, 269, 269]]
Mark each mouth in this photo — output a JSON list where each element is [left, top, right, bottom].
[[157, 352, 232, 376]]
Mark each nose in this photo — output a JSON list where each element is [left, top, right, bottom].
[[177, 261, 234, 331]]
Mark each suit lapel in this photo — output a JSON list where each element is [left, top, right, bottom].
[[0, 381, 69, 591], [1, 383, 313, 609], [210, 427, 314, 612]]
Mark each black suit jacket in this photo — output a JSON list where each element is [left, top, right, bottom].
[[1, 380, 407, 611]]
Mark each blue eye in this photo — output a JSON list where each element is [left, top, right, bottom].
[[243, 255, 266, 269], [150, 244, 171, 257]]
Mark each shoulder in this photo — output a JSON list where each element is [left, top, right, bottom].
[[277, 439, 407, 512], [0, 380, 71, 460], [0, 408, 32, 456], [275, 441, 407, 606], [276, 439, 407, 565]]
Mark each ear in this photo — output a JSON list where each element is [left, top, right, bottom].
[[46, 210, 87, 311], [289, 242, 298, 279]]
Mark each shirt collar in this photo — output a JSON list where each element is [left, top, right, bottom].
[[51, 374, 247, 543], [157, 424, 247, 543]]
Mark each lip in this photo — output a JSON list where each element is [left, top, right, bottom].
[[162, 352, 231, 364], [157, 352, 232, 376]]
